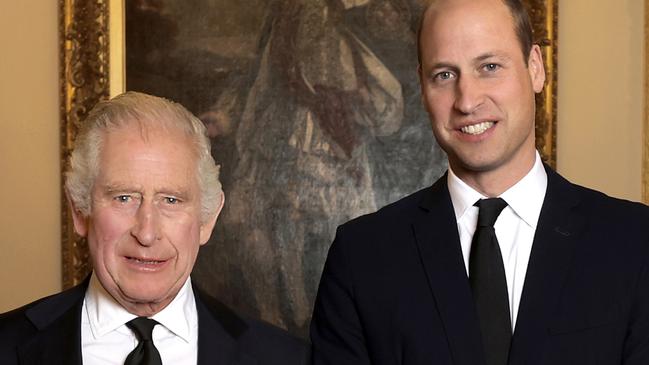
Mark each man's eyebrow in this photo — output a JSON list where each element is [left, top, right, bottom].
[[99, 182, 140, 194], [473, 52, 512, 63], [426, 62, 459, 73], [158, 188, 191, 198]]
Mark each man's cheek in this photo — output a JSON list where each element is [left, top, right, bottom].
[[94, 210, 133, 240]]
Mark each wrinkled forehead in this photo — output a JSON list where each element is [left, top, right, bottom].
[[95, 123, 201, 182], [98, 121, 200, 167]]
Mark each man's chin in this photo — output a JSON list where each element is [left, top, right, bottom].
[[113, 284, 177, 313], [449, 155, 502, 175]]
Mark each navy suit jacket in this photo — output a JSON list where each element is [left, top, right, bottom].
[[0, 279, 309, 364], [311, 166, 649, 364]]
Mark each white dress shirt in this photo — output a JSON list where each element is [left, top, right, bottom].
[[447, 152, 547, 329], [81, 273, 199, 364]]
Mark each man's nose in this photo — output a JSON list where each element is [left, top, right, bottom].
[[453, 75, 484, 114], [131, 201, 161, 246]]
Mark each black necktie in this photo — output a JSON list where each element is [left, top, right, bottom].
[[125, 317, 163, 365], [469, 198, 511, 365]]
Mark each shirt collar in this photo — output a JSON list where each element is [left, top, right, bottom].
[[150, 277, 197, 343], [84, 272, 197, 343], [447, 167, 484, 222], [447, 151, 547, 228], [500, 153, 547, 228]]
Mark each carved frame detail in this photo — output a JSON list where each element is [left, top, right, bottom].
[[60, 0, 110, 288], [528, 0, 558, 168]]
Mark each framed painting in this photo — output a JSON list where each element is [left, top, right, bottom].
[[60, 0, 558, 338]]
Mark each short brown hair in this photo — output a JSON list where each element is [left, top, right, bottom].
[[417, 0, 534, 65]]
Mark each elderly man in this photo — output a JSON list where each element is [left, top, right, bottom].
[[0, 92, 308, 364], [311, 0, 649, 364]]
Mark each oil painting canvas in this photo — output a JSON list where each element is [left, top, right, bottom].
[[125, 0, 448, 338]]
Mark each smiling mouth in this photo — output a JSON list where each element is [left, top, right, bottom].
[[460, 121, 495, 135], [126, 256, 166, 265]]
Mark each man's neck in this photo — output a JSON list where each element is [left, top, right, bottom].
[[450, 151, 538, 197]]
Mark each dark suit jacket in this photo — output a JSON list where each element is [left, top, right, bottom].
[[311, 166, 649, 364], [0, 279, 309, 364]]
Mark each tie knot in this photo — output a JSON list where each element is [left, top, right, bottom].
[[474, 198, 508, 227], [126, 317, 159, 341]]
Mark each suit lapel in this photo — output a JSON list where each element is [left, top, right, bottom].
[[508, 167, 585, 365], [412, 175, 486, 365], [195, 286, 257, 365], [15, 280, 258, 365], [17, 281, 86, 365]]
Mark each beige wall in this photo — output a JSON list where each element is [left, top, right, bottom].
[[0, 1, 645, 312], [557, 0, 644, 201], [0, 2, 61, 311]]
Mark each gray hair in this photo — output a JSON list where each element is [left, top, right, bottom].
[[65, 91, 222, 223]]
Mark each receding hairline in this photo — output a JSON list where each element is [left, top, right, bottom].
[[417, 0, 533, 66]]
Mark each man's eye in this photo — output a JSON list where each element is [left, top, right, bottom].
[[165, 197, 179, 205], [114, 195, 131, 203], [435, 71, 454, 81], [483, 63, 500, 72]]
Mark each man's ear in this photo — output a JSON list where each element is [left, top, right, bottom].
[[528, 44, 546, 93], [199, 192, 225, 245], [66, 190, 89, 238]]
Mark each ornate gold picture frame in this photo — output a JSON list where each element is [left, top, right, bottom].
[[59, 0, 558, 312], [60, 0, 109, 288]]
